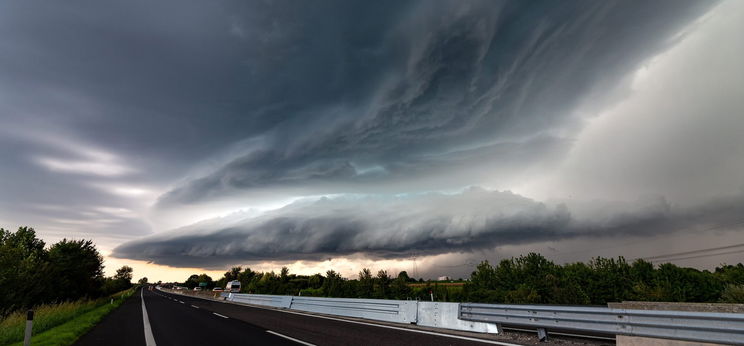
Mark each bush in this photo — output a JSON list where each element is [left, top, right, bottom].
[[720, 284, 744, 303]]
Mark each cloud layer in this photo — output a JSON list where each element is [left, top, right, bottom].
[[2, 0, 741, 274], [157, 0, 713, 206], [113, 187, 744, 268]]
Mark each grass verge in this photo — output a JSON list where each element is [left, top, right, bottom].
[[0, 287, 136, 346]]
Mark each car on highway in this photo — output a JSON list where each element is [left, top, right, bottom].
[[193, 287, 202, 291], [212, 287, 223, 292]]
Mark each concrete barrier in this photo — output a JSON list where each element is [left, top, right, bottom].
[[417, 302, 498, 333]]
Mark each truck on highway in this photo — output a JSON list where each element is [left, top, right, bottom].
[[226, 280, 241, 293]]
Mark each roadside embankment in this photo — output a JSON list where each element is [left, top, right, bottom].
[[0, 287, 137, 346]]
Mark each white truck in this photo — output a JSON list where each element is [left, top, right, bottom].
[[226, 280, 241, 293]]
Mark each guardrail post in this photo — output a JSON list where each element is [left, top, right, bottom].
[[536, 328, 548, 342], [23, 310, 33, 346]]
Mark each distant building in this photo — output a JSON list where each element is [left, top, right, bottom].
[[437, 276, 451, 281]]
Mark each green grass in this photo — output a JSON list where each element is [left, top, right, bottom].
[[0, 288, 136, 346]]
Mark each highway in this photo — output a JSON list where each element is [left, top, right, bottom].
[[75, 287, 520, 346]]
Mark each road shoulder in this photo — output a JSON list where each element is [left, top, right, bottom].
[[74, 287, 145, 346]]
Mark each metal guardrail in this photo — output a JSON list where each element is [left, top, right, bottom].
[[230, 294, 293, 309], [223, 293, 419, 324], [290, 296, 418, 324], [459, 303, 744, 344]]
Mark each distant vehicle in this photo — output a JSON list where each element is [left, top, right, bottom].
[[226, 280, 241, 293], [212, 287, 223, 292], [193, 287, 202, 291]]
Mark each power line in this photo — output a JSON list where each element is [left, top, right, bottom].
[[555, 218, 744, 260], [640, 242, 744, 261], [647, 248, 744, 263]]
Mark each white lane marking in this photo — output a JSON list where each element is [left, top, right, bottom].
[[266, 330, 316, 346], [141, 288, 157, 346], [213, 312, 229, 319], [179, 301, 184, 304], [190, 305, 199, 309]]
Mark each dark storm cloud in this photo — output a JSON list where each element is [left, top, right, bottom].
[[113, 188, 744, 268], [157, 0, 714, 206], [0, 0, 713, 201], [0, 0, 417, 241], [0, 0, 725, 265], [0, 0, 414, 170]]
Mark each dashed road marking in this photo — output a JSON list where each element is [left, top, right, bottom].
[[213, 312, 229, 319], [266, 330, 316, 346]]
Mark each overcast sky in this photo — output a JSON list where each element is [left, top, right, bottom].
[[1, 0, 742, 281]]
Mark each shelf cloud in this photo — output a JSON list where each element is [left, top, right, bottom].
[[113, 188, 744, 268]]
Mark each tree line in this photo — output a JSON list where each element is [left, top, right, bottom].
[[176, 253, 744, 304], [170, 267, 421, 300], [0, 227, 136, 317], [466, 253, 744, 304]]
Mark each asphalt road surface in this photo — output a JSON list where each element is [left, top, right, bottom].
[[75, 287, 520, 346]]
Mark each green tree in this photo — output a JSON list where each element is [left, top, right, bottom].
[[184, 274, 200, 289], [464, 260, 502, 302], [469, 261, 496, 290], [716, 264, 744, 285], [357, 268, 373, 298], [0, 227, 49, 316], [115, 265, 134, 282], [238, 268, 256, 292], [138, 277, 149, 285], [504, 284, 540, 304], [280, 267, 290, 282], [585, 257, 632, 304], [308, 273, 324, 289], [720, 284, 744, 303], [102, 265, 134, 294], [653, 263, 722, 302], [47, 239, 104, 302], [390, 271, 412, 299], [375, 270, 391, 299], [322, 270, 344, 297]]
